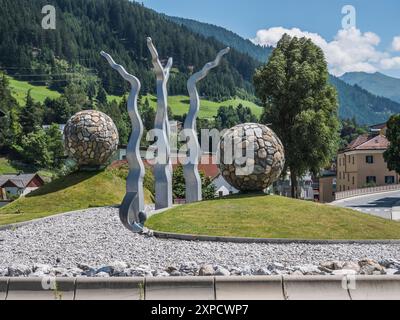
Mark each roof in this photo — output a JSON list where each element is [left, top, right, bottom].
[[111, 154, 220, 179], [0, 173, 43, 188], [369, 123, 387, 131], [342, 134, 389, 152]]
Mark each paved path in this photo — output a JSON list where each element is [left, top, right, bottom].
[[333, 190, 400, 219]]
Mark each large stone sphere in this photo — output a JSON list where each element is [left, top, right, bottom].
[[64, 110, 119, 167], [218, 123, 285, 192]]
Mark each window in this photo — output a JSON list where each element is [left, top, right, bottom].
[[352, 156, 355, 165], [366, 156, 374, 164], [366, 176, 377, 184], [385, 176, 395, 185], [352, 177, 355, 185]]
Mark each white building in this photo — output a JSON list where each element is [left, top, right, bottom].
[[212, 174, 240, 197]]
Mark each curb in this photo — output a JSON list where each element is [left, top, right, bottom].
[[152, 230, 400, 245], [391, 200, 400, 221], [332, 188, 400, 205], [1, 276, 400, 300]]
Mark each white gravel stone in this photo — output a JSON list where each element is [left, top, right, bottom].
[[0, 207, 400, 277]]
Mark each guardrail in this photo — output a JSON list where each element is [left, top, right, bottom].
[[335, 184, 400, 201], [1, 276, 400, 300]]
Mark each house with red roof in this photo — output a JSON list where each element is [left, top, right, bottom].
[[0, 173, 44, 200]]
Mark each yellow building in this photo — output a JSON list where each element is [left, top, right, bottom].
[[337, 133, 399, 192]]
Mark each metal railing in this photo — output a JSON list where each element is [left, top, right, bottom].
[[335, 184, 400, 201]]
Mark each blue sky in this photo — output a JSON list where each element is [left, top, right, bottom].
[[140, 0, 400, 77]]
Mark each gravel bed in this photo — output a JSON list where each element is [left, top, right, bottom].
[[0, 207, 400, 277]]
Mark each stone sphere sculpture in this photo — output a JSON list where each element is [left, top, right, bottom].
[[64, 110, 119, 167], [218, 123, 285, 192]]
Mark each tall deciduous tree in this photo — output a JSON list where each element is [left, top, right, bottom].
[[384, 114, 400, 174], [254, 34, 340, 198]]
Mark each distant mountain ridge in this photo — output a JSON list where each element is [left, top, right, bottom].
[[340, 72, 400, 104], [166, 15, 273, 63], [330, 75, 400, 125], [166, 15, 400, 125]]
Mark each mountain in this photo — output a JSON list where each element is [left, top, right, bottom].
[[165, 15, 400, 125], [0, 0, 261, 100], [340, 72, 400, 104], [1, 0, 397, 126], [167, 16, 273, 63], [330, 75, 400, 125]]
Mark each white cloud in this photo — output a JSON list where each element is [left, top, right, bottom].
[[392, 36, 400, 51], [252, 26, 400, 76]]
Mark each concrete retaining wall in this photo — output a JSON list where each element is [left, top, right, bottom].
[[1, 276, 400, 300]]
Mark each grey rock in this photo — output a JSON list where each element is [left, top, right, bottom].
[[254, 268, 272, 276], [359, 259, 385, 275], [215, 266, 230, 276], [170, 270, 182, 277], [1, 207, 400, 278], [199, 265, 215, 276], [8, 265, 31, 277]]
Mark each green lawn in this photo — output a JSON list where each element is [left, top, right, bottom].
[[0, 169, 153, 226], [146, 194, 400, 240], [8, 76, 262, 119], [0, 158, 18, 174], [110, 94, 263, 119], [8, 77, 60, 105]]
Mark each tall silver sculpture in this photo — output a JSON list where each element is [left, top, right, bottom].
[[184, 47, 230, 203], [147, 37, 173, 210], [101, 51, 146, 233]]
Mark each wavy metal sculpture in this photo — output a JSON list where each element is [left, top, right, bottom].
[[147, 37, 173, 210], [101, 51, 146, 233], [184, 47, 230, 203]]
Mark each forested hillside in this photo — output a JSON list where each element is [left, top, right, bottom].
[[330, 75, 400, 125], [167, 16, 273, 63], [0, 0, 260, 100], [340, 72, 400, 104]]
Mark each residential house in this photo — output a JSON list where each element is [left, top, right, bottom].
[[0, 173, 45, 200], [317, 170, 337, 203], [212, 174, 239, 197], [337, 128, 399, 192]]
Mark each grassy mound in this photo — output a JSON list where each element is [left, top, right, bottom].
[[146, 194, 400, 240], [0, 169, 153, 226]]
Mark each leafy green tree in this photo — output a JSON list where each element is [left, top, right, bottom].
[[254, 34, 340, 198], [19, 91, 43, 135], [63, 83, 89, 113], [384, 114, 400, 174], [173, 165, 216, 200], [17, 129, 52, 168], [173, 165, 186, 199], [0, 74, 20, 152], [140, 98, 156, 131], [46, 124, 65, 169], [214, 106, 239, 130], [96, 87, 108, 105], [201, 175, 216, 200], [15, 125, 64, 169]]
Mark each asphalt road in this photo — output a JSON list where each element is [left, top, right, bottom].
[[333, 190, 400, 219]]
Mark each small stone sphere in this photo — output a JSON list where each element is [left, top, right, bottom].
[[218, 123, 285, 192], [64, 110, 119, 167]]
